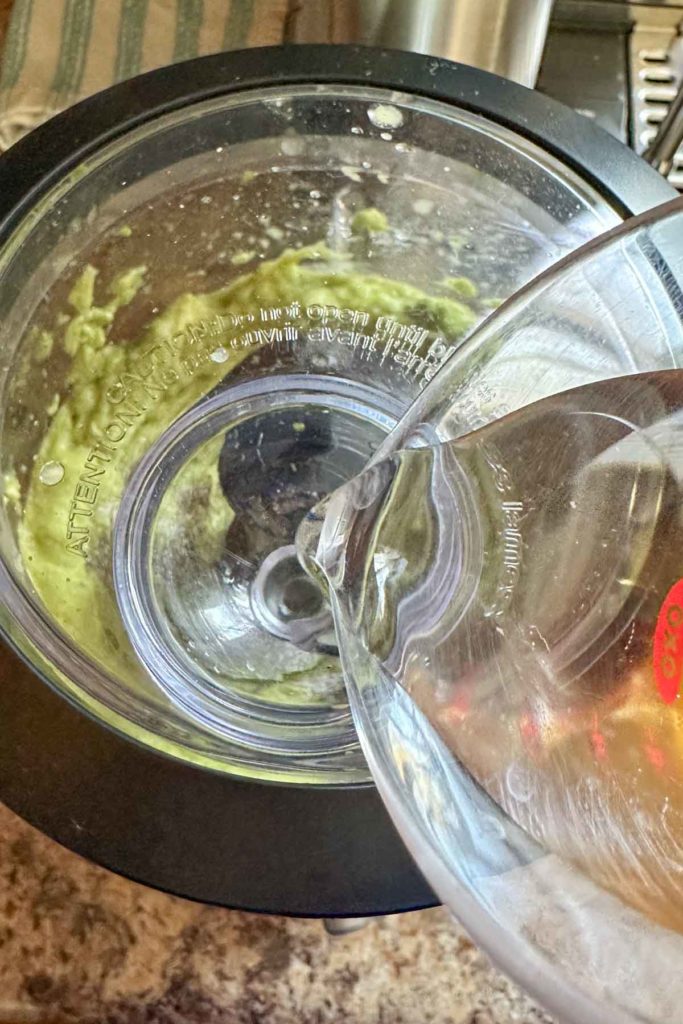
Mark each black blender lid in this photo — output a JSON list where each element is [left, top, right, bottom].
[[0, 45, 674, 223], [0, 46, 675, 917]]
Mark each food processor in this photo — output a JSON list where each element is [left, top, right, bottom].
[[0, 45, 674, 922]]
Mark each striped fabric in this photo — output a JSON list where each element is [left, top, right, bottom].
[[0, 0, 289, 150]]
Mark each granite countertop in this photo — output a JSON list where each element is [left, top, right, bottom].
[[0, 801, 554, 1023]]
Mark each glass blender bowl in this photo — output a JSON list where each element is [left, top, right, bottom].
[[0, 54, 659, 792]]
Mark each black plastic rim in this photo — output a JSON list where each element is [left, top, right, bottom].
[[0, 45, 675, 917], [0, 43, 675, 232]]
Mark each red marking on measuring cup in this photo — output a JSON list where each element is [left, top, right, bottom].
[[645, 744, 666, 771], [653, 579, 683, 703], [590, 729, 607, 760]]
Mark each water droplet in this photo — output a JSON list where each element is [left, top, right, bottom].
[[413, 198, 435, 217], [39, 460, 64, 485], [368, 104, 404, 130], [210, 348, 229, 363]]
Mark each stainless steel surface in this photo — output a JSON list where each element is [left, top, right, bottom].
[[629, 7, 683, 166], [285, 1, 683, 188], [538, 19, 630, 141], [285, 0, 554, 87], [540, 1, 683, 190], [644, 77, 683, 177]]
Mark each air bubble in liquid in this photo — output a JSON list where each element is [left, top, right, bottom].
[[505, 763, 535, 803]]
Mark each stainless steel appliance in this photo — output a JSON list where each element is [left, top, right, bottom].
[[286, 1, 683, 189], [538, 1, 683, 188], [285, 0, 555, 86]]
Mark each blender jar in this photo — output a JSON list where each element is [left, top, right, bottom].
[[0, 65, 653, 789]]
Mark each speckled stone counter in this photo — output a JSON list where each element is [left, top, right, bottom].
[[0, 802, 553, 1023]]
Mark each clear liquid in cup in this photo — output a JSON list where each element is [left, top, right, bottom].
[[298, 369, 683, 934]]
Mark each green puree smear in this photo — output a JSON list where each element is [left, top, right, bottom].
[[19, 241, 477, 706]]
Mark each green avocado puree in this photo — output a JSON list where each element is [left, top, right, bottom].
[[18, 240, 476, 703]]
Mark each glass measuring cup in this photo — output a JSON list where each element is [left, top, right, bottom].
[[298, 200, 683, 1024]]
